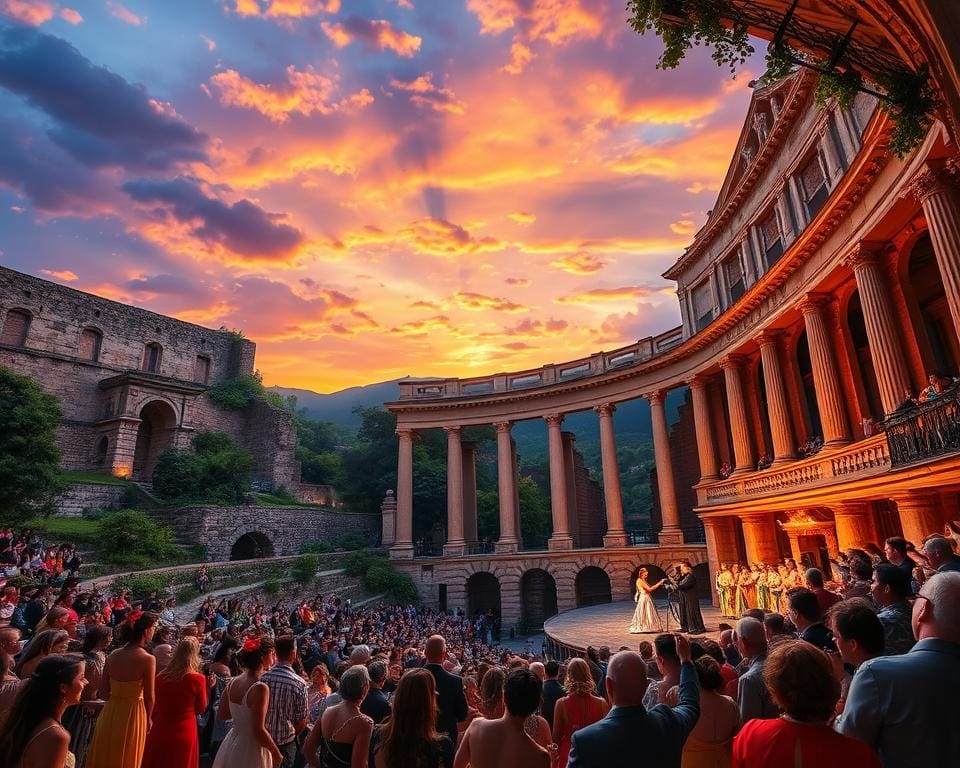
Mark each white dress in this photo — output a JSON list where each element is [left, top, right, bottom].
[[629, 581, 663, 633], [212, 681, 272, 768]]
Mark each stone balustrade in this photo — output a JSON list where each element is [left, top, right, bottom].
[[699, 435, 890, 505]]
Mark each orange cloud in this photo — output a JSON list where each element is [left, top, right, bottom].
[[507, 211, 535, 224], [555, 285, 671, 305], [107, 1, 144, 25], [229, 0, 340, 18], [499, 317, 568, 336], [467, 0, 603, 45], [501, 41, 534, 74], [670, 218, 698, 235], [340, 218, 504, 259], [453, 291, 527, 313], [208, 65, 373, 123], [321, 18, 421, 58], [59, 7, 82, 24], [0, 0, 54, 25], [549, 252, 606, 275], [389, 73, 465, 115], [40, 268, 79, 281]]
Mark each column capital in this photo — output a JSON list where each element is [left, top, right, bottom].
[[443, 425, 462, 436], [686, 373, 711, 389], [594, 403, 616, 418], [644, 389, 666, 406], [544, 413, 564, 428], [797, 292, 833, 315], [493, 421, 512, 433], [757, 329, 785, 347], [904, 158, 960, 203], [396, 427, 417, 440], [841, 240, 887, 270], [719, 354, 747, 371]]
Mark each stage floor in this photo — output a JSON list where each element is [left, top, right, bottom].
[[543, 599, 726, 651]]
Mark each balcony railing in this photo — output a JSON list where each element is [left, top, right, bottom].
[[397, 326, 683, 401], [699, 435, 890, 505], [885, 384, 960, 468]]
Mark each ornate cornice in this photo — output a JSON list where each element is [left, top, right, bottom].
[[904, 158, 960, 203]]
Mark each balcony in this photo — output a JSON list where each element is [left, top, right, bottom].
[[885, 384, 960, 468]]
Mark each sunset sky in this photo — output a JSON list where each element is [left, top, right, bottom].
[[0, 0, 763, 392]]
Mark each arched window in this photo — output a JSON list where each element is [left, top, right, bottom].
[[94, 436, 109, 466], [142, 342, 162, 373], [0, 308, 31, 347], [79, 327, 103, 362]]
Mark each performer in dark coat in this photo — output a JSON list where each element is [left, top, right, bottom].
[[677, 561, 706, 634]]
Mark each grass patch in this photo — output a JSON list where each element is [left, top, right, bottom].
[[61, 470, 128, 486], [27, 517, 101, 546]]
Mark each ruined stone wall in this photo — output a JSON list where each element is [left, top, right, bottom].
[[297, 484, 338, 506], [55, 482, 128, 517], [243, 399, 300, 490]]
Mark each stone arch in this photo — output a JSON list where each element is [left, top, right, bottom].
[[575, 565, 611, 607], [520, 568, 558, 630], [230, 531, 275, 560], [94, 435, 109, 467], [132, 399, 178, 481], [466, 571, 501, 618], [630, 563, 669, 599]]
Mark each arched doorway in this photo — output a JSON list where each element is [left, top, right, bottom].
[[847, 292, 884, 420], [575, 566, 611, 607], [630, 564, 668, 599], [132, 400, 178, 481], [230, 532, 274, 560], [906, 234, 960, 377], [466, 572, 501, 618], [520, 569, 558, 630]]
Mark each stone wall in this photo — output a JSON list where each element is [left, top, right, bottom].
[[55, 482, 127, 517], [151, 504, 381, 561], [297, 484, 338, 506]]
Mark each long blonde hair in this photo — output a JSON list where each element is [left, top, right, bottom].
[[158, 637, 200, 681], [564, 658, 595, 696]]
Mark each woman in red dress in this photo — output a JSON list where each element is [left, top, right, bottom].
[[733, 640, 881, 768], [552, 658, 609, 768], [141, 637, 208, 768]]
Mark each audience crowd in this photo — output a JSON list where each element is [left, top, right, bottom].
[[0, 526, 959, 768]]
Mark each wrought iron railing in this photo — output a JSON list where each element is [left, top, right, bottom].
[[884, 384, 960, 468]]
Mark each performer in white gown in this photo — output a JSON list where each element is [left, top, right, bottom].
[[629, 567, 666, 633]]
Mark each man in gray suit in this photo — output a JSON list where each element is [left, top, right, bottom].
[[568, 635, 699, 768], [734, 617, 778, 723]]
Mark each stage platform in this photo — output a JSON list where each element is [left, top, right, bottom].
[[543, 599, 727, 653]]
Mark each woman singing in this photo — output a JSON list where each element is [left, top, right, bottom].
[[629, 568, 665, 634]]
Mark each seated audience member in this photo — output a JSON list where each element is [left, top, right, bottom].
[[870, 564, 914, 656], [839, 572, 960, 767], [922, 535, 960, 573], [568, 638, 700, 768], [454, 669, 549, 768], [787, 589, 836, 653], [805, 569, 841, 614], [540, 661, 564, 731], [827, 599, 884, 715], [732, 641, 880, 767], [733, 618, 778, 723], [681, 655, 740, 768]]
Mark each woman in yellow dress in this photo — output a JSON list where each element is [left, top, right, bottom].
[[86, 611, 157, 768], [716, 564, 734, 619]]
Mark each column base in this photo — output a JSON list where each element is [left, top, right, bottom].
[[771, 456, 796, 468], [494, 539, 519, 554], [824, 437, 851, 448], [602, 532, 629, 547], [389, 543, 415, 560], [730, 466, 753, 477], [443, 541, 467, 557], [658, 527, 685, 545], [547, 535, 574, 551]]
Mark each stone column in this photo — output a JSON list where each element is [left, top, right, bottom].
[[562, 432, 580, 548], [511, 440, 522, 545], [703, 516, 740, 605], [546, 414, 573, 550], [740, 235, 756, 285], [108, 417, 142, 478], [758, 331, 796, 465], [787, 531, 803, 562], [391, 428, 415, 559], [741, 513, 781, 563], [688, 377, 719, 481], [443, 426, 465, 556], [721, 356, 755, 474], [833, 501, 878, 552], [788, 176, 807, 230], [494, 422, 519, 553], [819, 126, 843, 180], [462, 443, 478, 548], [798, 294, 851, 445], [775, 187, 795, 243], [596, 403, 628, 546], [844, 243, 912, 414], [908, 160, 960, 338], [893, 492, 944, 547], [648, 391, 684, 545], [380, 490, 396, 547]]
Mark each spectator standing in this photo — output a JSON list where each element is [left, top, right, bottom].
[[787, 589, 837, 653], [805, 569, 841, 615], [826, 599, 884, 715], [733, 618, 778, 723], [883, 538, 916, 593], [681, 655, 739, 768], [569, 639, 700, 768], [643, 634, 682, 708], [261, 635, 308, 768], [922, 535, 960, 573], [870, 565, 914, 655], [373, 668, 452, 768], [360, 660, 391, 725], [304, 665, 373, 768], [424, 635, 467, 747], [552, 657, 609, 767], [839, 572, 960, 767], [540, 660, 564, 730], [732, 641, 880, 768]]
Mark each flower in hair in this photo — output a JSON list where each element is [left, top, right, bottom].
[[126, 609, 143, 627], [242, 636, 261, 652]]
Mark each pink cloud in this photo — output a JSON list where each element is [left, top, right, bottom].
[[0, 0, 54, 25], [321, 17, 421, 58], [59, 7, 82, 24], [107, 1, 144, 26], [389, 72, 465, 115]]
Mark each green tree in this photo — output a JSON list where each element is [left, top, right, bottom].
[[96, 509, 175, 566], [0, 366, 63, 525], [152, 431, 252, 504], [518, 476, 551, 549], [339, 407, 398, 514]]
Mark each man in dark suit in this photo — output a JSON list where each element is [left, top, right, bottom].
[[788, 587, 837, 652], [540, 660, 565, 730], [360, 660, 391, 724], [424, 634, 467, 745], [569, 635, 700, 768], [677, 561, 706, 634]]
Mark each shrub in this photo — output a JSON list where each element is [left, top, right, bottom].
[[342, 550, 375, 577], [111, 572, 168, 598], [96, 509, 175, 566], [206, 374, 264, 410], [334, 532, 367, 551], [363, 560, 418, 603], [263, 578, 282, 594], [291, 553, 320, 583], [301, 540, 333, 554], [152, 432, 252, 505]]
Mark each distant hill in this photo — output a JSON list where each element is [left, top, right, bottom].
[[271, 378, 687, 438]]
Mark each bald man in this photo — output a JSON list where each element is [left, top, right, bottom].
[[425, 634, 467, 746], [568, 635, 700, 768]]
